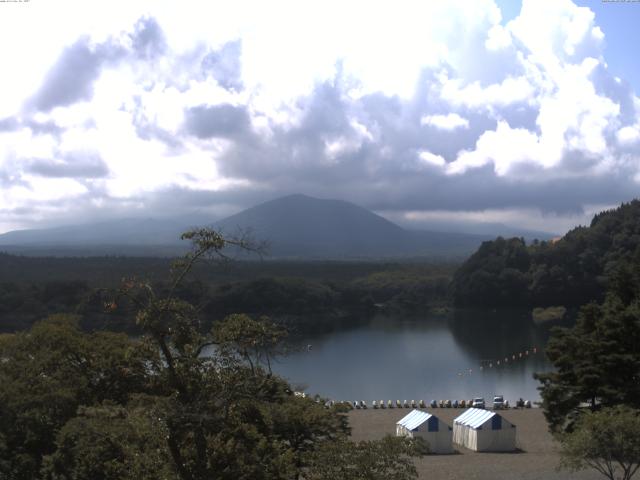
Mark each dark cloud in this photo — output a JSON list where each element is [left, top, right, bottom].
[[31, 38, 125, 112], [0, 116, 64, 136], [29, 16, 164, 114], [202, 65, 640, 218], [25, 119, 64, 136], [201, 40, 243, 91], [129, 96, 184, 151], [0, 163, 28, 188], [184, 104, 252, 139], [32, 40, 101, 111], [0, 117, 19, 132], [27, 152, 109, 178], [130, 17, 167, 61]]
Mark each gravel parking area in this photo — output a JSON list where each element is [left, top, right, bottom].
[[348, 408, 601, 480]]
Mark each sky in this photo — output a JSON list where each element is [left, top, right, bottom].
[[1, 0, 640, 236]]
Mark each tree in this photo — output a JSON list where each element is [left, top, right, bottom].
[[535, 266, 640, 433], [212, 313, 287, 375], [41, 403, 175, 480], [305, 435, 426, 480], [1, 228, 425, 480], [0, 315, 150, 480], [559, 406, 640, 480]]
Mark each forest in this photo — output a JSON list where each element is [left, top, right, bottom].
[[2, 203, 640, 479], [0, 254, 454, 334], [451, 200, 640, 309]]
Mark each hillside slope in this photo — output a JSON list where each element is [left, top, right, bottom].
[[451, 200, 640, 308], [0, 194, 490, 258], [214, 194, 489, 258]]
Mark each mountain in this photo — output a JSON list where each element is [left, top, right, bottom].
[[0, 216, 208, 256], [395, 219, 556, 242], [0, 194, 491, 258], [215, 194, 404, 257], [213, 194, 490, 258]]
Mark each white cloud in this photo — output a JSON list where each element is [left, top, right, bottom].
[[508, 0, 603, 66], [617, 125, 640, 145], [418, 151, 446, 168], [440, 75, 535, 110], [0, 0, 639, 233], [421, 113, 469, 131], [447, 121, 542, 176], [485, 24, 512, 51]]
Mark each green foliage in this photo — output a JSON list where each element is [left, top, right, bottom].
[[531, 306, 566, 324], [536, 258, 640, 433], [0, 315, 150, 479], [558, 406, 640, 480], [212, 313, 287, 374], [0, 228, 425, 480], [0, 256, 455, 335], [452, 200, 640, 308], [451, 237, 530, 307], [347, 266, 451, 313], [41, 403, 175, 480], [207, 277, 340, 317], [305, 435, 426, 480]]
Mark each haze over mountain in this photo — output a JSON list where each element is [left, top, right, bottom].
[[0, 194, 552, 259]]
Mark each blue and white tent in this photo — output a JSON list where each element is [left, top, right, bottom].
[[396, 409, 453, 454], [453, 408, 516, 452]]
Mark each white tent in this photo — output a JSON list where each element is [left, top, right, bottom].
[[396, 409, 453, 454], [453, 408, 516, 452]]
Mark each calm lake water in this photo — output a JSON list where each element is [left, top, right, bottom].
[[272, 310, 556, 404]]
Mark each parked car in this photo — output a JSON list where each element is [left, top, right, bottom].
[[493, 395, 505, 410], [472, 397, 485, 409]]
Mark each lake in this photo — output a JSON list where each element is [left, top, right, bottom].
[[272, 309, 556, 405]]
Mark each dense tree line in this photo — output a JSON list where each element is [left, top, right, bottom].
[[535, 254, 640, 479], [536, 253, 640, 433], [0, 229, 426, 480], [452, 200, 640, 308], [0, 263, 455, 334]]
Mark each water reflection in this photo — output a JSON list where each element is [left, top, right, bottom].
[[272, 310, 557, 403]]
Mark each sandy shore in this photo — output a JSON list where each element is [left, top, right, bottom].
[[348, 408, 601, 480]]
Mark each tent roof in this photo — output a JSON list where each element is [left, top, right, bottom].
[[396, 409, 433, 431], [454, 408, 498, 429]]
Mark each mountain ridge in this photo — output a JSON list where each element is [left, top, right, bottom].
[[0, 194, 534, 258]]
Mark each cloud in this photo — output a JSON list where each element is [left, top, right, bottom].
[[421, 113, 470, 130], [201, 40, 243, 91], [130, 16, 167, 61], [184, 104, 252, 139], [0, 117, 19, 132], [26, 151, 109, 179], [31, 39, 113, 112], [617, 124, 640, 146], [1, 1, 640, 235]]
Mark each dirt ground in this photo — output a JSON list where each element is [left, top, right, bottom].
[[348, 408, 601, 480]]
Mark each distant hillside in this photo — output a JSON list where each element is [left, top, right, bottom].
[[0, 194, 490, 258], [0, 217, 209, 256], [451, 200, 640, 308], [214, 194, 490, 258]]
